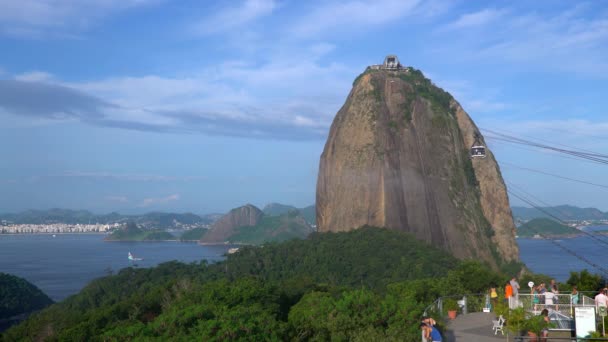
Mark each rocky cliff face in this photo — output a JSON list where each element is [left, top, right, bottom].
[[316, 67, 518, 266], [200, 204, 263, 243]]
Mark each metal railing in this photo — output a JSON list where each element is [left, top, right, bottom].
[[513, 294, 596, 317]]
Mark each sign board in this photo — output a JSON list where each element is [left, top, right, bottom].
[[600, 306, 607, 317], [575, 306, 596, 338]]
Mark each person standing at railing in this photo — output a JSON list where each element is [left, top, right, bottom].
[[550, 279, 559, 293], [510, 277, 520, 307], [505, 280, 514, 308], [571, 286, 579, 305], [595, 288, 608, 311], [545, 288, 555, 311], [532, 285, 540, 311]]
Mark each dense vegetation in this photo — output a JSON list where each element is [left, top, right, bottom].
[[228, 212, 313, 245], [262, 203, 316, 225], [3, 227, 510, 341], [179, 228, 208, 241], [105, 222, 174, 241], [517, 218, 579, 237], [0, 273, 53, 320]]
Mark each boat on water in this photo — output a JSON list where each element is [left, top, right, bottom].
[[128, 252, 143, 261]]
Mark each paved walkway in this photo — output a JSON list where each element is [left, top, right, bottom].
[[446, 312, 508, 342]]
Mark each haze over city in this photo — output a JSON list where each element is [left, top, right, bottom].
[[1, 0, 607, 214]]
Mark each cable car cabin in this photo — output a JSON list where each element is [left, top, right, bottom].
[[470, 145, 486, 158]]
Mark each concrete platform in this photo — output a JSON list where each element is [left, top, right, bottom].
[[446, 312, 508, 342]]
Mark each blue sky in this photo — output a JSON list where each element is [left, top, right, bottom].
[[1, 0, 607, 214]]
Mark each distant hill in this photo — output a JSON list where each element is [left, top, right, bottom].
[[512, 205, 608, 221], [202, 204, 314, 245], [180, 228, 208, 241], [262, 203, 297, 216], [0, 209, 213, 228], [517, 218, 579, 237], [262, 203, 316, 225], [229, 211, 314, 245], [105, 222, 174, 241]]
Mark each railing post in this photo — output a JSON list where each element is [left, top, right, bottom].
[[463, 296, 468, 315]]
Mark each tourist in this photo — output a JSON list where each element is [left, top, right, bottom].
[[532, 285, 540, 311], [540, 308, 550, 342], [421, 316, 436, 327], [571, 286, 579, 305], [595, 288, 608, 310], [539, 283, 547, 307], [510, 276, 520, 306], [490, 286, 498, 310], [505, 281, 513, 308], [545, 288, 555, 311], [550, 279, 559, 293], [420, 322, 443, 342]]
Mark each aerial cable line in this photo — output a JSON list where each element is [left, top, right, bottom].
[[482, 127, 608, 158], [507, 189, 608, 277], [487, 135, 608, 164], [507, 182, 608, 246], [482, 126, 603, 156], [501, 162, 608, 190], [508, 181, 608, 244], [486, 140, 601, 165], [481, 129, 608, 164]]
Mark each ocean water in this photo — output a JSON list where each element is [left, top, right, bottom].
[[2, 227, 607, 302], [518, 225, 608, 281], [0, 234, 234, 301]]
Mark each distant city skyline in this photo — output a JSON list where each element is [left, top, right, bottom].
[[1, 0, 607, 213]]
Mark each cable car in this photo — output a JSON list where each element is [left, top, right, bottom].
[[470, 134, 486, 158]]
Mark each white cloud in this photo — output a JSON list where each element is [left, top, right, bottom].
[[291, 0, 422, 38], [138, 194, 180, 207], [14, 71, 54, 82], [438, 5, 608, 76], [0, 0, 159, 38], [446, 8, 505, 29], [192, 0, 277, 35], [0, 40, 353, 139]]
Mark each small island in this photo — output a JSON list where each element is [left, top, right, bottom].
[[517, 218, 580, 238], [104, 222, 174, 241]]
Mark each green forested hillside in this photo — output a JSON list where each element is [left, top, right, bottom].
[[0, 273, 53, 320], [179, 227, 208, 241], [517, 218, 579, 237], [105, 222, 174, 241], [3, 227, 505, 341], [228, 212, 313, 244]]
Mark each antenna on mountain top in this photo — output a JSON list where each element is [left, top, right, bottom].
[[470, 132, 486, 159]]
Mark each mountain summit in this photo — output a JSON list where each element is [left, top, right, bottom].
[[316, 56, 518, 267]]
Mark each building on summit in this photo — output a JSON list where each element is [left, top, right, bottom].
[[369, 55, 403, 70]]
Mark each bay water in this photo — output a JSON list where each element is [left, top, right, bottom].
[[2, 226, 607, 302], [0, 234, 233, 301]]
